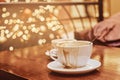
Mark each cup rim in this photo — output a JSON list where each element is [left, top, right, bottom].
[[51, 39, 76, 43], [56, 40, 92, 48]]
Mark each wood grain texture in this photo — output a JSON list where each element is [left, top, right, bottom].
[[0, 44, 120, 80]]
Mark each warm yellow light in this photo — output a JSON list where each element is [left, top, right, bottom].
[[38, 39, 46, 45], [39, 16, 45, 21], [6, 33, 13, 38], [2, 7, 7, 12], [5, 30, 9, 34], [49, 33, 55, 39], [9, 46, 14, 51], [34, 9, 40, 15], [13, 25, 19, 31], [23, 26, 27, 30], [47, 22, 53, 28], [0, 36, 7, 43], [1, 30, 5, 36], [8, 19, 13, 25], [39, 32, 44, 35], [28, 17, 35, 23], [26, 0, 31, 3], [2, 13, 6, 18], [17, 31, 23, 37], [16, 19, 21, 24], [51, 25, 61, 31], [31, 0, 39, 2], [31, 27, 37, 33], [54, 9, 59, 15], [40, 26, 46, 32], [24, 30, 29, 34], [12, 13, 17, 18], [22, 35, 29, 40], [4, 19, 9, 24], [12, 35, 16, 39], [104, 12, 110, 17], [6, 12, 10, 16]]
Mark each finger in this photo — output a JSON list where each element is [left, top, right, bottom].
[[94, 26, 107, 38], [105, 25, 120, 41], [97, 29, 108, 42], [98, 23, 115, 42], [94, 22, 107, 37], [94, 21, 115, 37]]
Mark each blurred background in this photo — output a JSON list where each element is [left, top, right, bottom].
[[0, 0, 118, 51]]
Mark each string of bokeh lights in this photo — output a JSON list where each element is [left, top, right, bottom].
[[0, 1, 64, 51]]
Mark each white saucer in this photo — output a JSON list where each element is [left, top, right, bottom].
[[47, 59, 101, 74]]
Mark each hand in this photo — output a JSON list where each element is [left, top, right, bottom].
[[93, 19, 120, 42]]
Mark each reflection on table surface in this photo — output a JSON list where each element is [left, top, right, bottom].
[[0, 43, 120, 80]]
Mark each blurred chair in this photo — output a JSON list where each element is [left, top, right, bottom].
[[73, 0, 104, 41]]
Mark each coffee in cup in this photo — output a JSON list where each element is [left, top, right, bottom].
[[51, 39, 76, 49]]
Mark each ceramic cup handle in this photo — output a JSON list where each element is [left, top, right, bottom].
[[49, 49, 58, 60]]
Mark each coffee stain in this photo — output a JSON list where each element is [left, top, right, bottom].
[[63, 50, 76, 69]]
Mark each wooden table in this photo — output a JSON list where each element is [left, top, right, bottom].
[[0, 44, 120, 80]]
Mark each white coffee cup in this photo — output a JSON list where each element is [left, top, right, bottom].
[[49, 39, 77, 60], [50, 40, 93, 68]]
